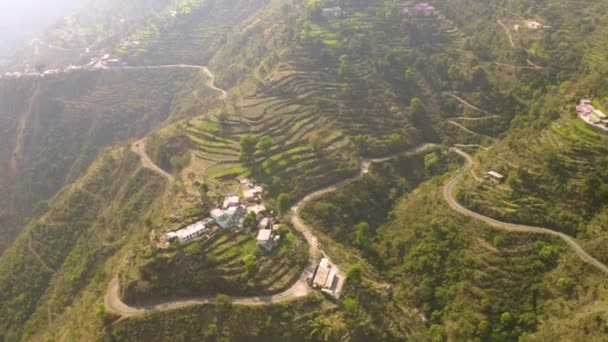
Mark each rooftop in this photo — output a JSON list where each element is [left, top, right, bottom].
[[257, 229, 272, 242], [488, 171, 505, 179]]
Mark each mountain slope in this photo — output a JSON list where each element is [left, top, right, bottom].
[[0, 67, 211, 253]]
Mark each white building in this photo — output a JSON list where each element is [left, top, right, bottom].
[[222, 195, 242, 210], [166, 221, 207, 244], [312, 258, 337, 289], [487, 171, 505, 183], [257, 229, 280, 251], [244, 186, 263, 201], [211, 205, 246, 229], [246, 204, 266, 215]]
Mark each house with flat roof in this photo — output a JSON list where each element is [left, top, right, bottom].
[[246, 204, 266, 215], [311, 258, 337, 289], [222, 195, 242, 210], [487, 171, 505, 183], [257, 229, 280, 251], [211, 205, 246, 229], [166, 221, 207, 244]]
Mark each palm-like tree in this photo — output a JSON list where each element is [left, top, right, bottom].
[[308, 313, 349, 341]]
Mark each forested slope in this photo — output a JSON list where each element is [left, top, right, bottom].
[[0, 68, 208, 253]]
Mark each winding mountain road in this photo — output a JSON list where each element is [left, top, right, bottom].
[[131, 140, 175, 182], [445, 148, 608, 275], [105, 143, 438, 316]]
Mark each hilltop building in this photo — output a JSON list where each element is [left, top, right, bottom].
[[487, 171, 505, 183], [166, 221, 208, 244], [311, 258, 338, 289]]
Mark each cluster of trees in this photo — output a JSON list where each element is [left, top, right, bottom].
[[300, 152, 440, 256], [240, 135, 273, 162]]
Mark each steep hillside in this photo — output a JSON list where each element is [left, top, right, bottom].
[[0, 67, 210, 253], [0, 146, 167, 340], [5, 0, 608, 341], [118, 0, 267, 66]]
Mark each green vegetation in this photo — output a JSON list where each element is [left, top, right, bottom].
[[0, 148, 166, 340], [277, 193, 291, 215], [5, 0, 608, 340], [0, 67, 205, 253], [120, 229, 308, 304]]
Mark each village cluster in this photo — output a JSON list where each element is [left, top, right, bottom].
[[164, 178, 345, 298], [1, 49, 127, 79], [321, 2, 436, 19], [165, 179, 282, 252], [576, 99, 608, 133], [513, 20, 550, 32]]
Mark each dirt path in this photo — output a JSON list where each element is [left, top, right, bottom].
[[454, 144, 491, 150], [28, 236, 55, 274], [130, 140, 175, 182], [526, 59, 544, 70], [498, 20, 515, 48], [105, 143, 437, 316], [494, 62, 543, 71], [443, 92, 492, 115], [444, 148, 608, 275], [452, 115, 500, 121], [447, 120, 498, 142]]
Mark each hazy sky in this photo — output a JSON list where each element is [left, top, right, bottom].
[[0, 0, 88, 52]]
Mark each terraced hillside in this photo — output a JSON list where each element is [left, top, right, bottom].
[[192, 0, 524, 199], [119, 0, 266, 66], [0, 67, 210, 253], [460, 96, 608, 261], [121, 228, 308, 304]]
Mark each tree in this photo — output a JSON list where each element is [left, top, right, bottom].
[[310, 133, 323, 151], [306, 0, 322, 20], [346, 264, 363, 284], [240, 134, 259, 161], [410, 97, 425, 125], [500, 311, 513, 327], [277, 193, 291, 214], [448, 64, 462, 81], [338, 54, 350, 77], [477, 319, 490, 338], [354, 221, 370, 248], [258, 135, 273, 155], [342, 297, 359, 317], [309, 314, 348, 341], [243, 254, 257, 275], [244, 212, 257, 229], [340, 83, 353, 98], [218, 112, 228, 131]]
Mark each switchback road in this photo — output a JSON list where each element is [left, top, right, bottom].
[[444, 148, 608, 275]]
